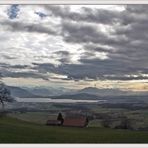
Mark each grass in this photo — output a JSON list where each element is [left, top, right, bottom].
[[8, 112, 57, 124], [0, 116, 148, 143]]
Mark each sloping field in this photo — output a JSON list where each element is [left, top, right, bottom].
[[0, 116, 148, 143]]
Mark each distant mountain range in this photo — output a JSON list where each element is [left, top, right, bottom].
[[7, 86, 38, 98], [7, 86, 75, 98], [78, 87, 128, 96], [23, 86, 75, 97], [51, 93, 100, 100], [7, 86, 148, 100]]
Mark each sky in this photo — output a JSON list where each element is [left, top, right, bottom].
[[0, 5, 148, 91]]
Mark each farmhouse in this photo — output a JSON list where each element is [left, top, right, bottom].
[[46, 113, 88, 127], [63, 117, 88, 127]]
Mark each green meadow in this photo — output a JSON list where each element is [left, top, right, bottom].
[[0, 116, 148, 143]]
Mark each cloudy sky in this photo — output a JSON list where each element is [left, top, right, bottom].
[[0, 5, 148, 91]]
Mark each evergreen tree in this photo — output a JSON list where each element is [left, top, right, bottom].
[[57, 112, 64, 124]]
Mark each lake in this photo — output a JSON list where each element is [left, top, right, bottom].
[[16, 97, 106, 103]]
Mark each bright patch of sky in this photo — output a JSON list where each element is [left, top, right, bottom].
[[7, 4, 20, 19]]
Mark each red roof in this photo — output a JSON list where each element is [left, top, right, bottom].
[[63, 117, 87, 127]]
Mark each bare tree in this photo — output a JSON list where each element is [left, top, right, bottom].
[[0, 83, 12, 111]]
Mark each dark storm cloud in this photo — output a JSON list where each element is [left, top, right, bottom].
[[54, 5, 148, 81], [32, 63, 56, 74], [44, 5, 129, 46], [0, 63, 29, 69], [0, 63, 48, 80], [80, 51, 96, 60], [10, 65, 29, 69], [33, 62, 100, 80], [79, 58, 131, 75], [2, 55, 17, 60], [0, 69, 49, 80], [6, 71, 49, 80], [45, 5, 120, 25], [104, 75, 148, 81], [84, 44, 114, 53], [126, 5, 148, 14], [30, 5, 148, 81], [61, 22, 105, 44], [0, 20, 57, 35], [3, 61, 147, 81], [32, 59, 148, 81], [61, 21, 129, 46], [53, 51, 71, 64], [54, 51, 70, 56], [2, 5, 148, 81]]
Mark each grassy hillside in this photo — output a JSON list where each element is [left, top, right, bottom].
[[0, 116, 148, 143]]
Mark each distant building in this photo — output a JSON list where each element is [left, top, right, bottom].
[[46, 113, 88, 127]]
